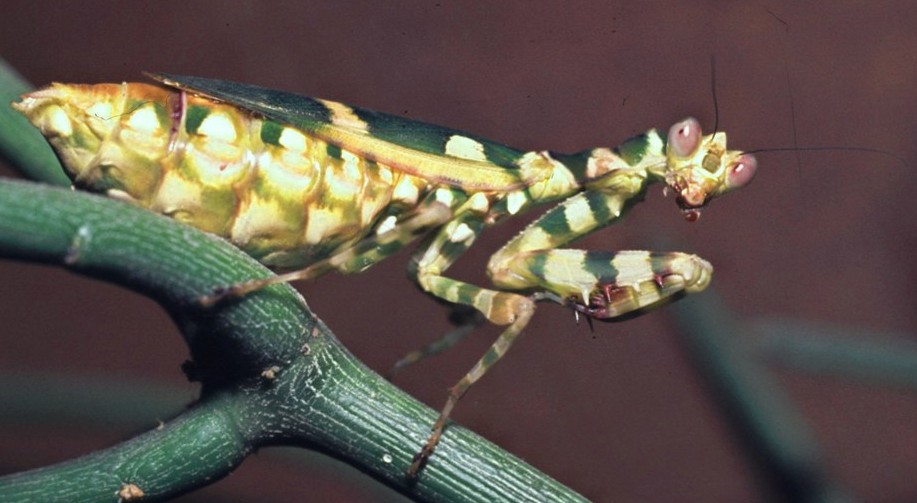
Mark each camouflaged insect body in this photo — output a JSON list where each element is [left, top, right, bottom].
[[14, 74, 757, 475]]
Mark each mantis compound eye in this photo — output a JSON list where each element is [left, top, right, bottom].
[[668, 118, 701, 158], [727, 153, 757, 188]]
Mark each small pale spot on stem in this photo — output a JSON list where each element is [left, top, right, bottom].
[[117, 483, 144, 501], [65, 225, 92, 265], [261, 365, 281, 380]]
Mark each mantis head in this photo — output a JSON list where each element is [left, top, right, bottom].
[[663, 117, 757, 221]]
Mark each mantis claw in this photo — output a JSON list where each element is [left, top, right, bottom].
[[406, 447, 432, 480]]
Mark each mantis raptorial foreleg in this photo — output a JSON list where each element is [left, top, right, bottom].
[[404, 167, 712, 476], [487, 171, 712, 315]]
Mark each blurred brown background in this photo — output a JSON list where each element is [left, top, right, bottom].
[[1, 1, 916, 501]]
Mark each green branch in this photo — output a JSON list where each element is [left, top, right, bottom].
[[0, 391, 251, 502], [0, 61, 586, 502], [0, 60, 68, 185]]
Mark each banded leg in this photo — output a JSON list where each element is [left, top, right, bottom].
[[406, 176, 653, 475], [199, 200, 453, 306], [410, 175, 713, 475], [386, 305, 484, 378], [487, 186, 713, 319], [502, 249, 712, 319], [405, 211, 539, 477]]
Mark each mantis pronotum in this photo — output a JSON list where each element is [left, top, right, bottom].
[[14, 74, 756, 476]]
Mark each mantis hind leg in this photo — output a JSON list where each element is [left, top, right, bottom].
[[386, 305, 484, 378], [405, 211, 541, 477], [197, 200, 453, 306], [404, 286, 536, 477]]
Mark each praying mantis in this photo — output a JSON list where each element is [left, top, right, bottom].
[[13, 73, 756, 476]]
